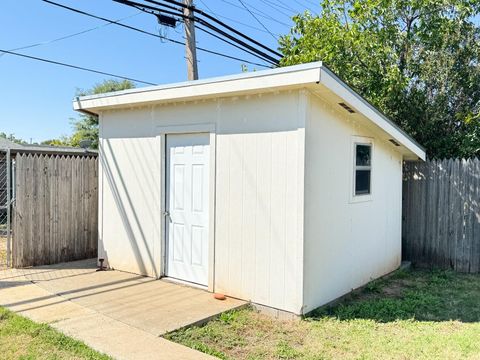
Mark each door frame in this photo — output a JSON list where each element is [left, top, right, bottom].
[[156, 123, 216, 292]]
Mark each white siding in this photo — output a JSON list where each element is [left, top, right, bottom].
[[214, 100, 304, 312], [98, 111, 161, 277], [302, 93, 403, 313], [99, 91, 305, 314]]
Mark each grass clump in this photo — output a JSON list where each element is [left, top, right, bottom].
[[0, 307, 111, 360], [166, 269, 480, 359]]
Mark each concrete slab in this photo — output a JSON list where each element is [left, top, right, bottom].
[[0, 259, 246, 360], [26, 260, 245, 336], [54, 313, 213, 360]]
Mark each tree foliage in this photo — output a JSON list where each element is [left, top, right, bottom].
[[0, 132, 28, 145], [41, 136, 70, 147], [279, 0, 480, 158], [69, 79, 136, 149]]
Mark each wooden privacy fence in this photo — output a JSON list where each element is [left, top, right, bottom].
[[402, 158, 480, 273], [13, 154, 98, 267]]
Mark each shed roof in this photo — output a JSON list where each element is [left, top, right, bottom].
[[73, 62, 425, 160]]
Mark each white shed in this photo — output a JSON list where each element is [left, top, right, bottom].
[[74, 62, 425, 316]]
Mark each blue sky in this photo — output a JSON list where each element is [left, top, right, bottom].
[[1, 0, 315, 143]]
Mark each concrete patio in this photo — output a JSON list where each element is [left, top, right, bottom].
[[0, 259, 246, 360]]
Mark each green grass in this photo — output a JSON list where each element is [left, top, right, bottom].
[[165, 269, 480, 359], [0, 307, 111, 360]]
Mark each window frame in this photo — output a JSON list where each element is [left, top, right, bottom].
[[350, 136, 374, 203]]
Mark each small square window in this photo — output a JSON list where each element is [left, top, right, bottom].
[[354, 144, 372, 196]]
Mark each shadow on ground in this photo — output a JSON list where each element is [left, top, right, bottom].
[[306, 268, 480, 323]]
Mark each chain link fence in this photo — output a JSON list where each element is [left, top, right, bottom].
[[0, 150, 12, 268]]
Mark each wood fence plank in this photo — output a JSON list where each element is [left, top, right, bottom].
[[403, 158, 480, 273], [13, 154, 98, 267]]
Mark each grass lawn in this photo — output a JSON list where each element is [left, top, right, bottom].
[[165, 269, 480, 359], [0, 307, 111, 360]]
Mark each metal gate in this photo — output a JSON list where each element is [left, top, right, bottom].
[[0, 149, 13, 268]]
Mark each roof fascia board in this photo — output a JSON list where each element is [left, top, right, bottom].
[[74, 62, 323, 112], [72, 61, 425, 160], [319, 67, 426, 160]]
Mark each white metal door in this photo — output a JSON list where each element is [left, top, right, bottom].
[[166, 133, 210, 286]]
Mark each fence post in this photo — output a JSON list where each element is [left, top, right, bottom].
[[6, 149, 11, 267]]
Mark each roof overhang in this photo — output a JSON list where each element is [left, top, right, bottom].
[[73, 62, 425, 160]]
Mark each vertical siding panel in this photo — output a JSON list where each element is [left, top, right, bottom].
[[227, 135, 244, 297], [284, 131, 298, 310], [214, 129, 301, 311], [254, 133, 272, 305], [269, 132, 287, 310], [214, 135, 230, 293], [241, 133, 257, 298]]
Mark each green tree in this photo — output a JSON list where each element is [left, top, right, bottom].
[[279, 0, 480, 158], [41, 136, 70, 147], [0, 132, 27, 145], [69, 79, 136, 149]]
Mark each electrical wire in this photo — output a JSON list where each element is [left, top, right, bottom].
[[195, 25, 276, 66], [254, 0, 294, 18], [0, 49, 157, 85], [291, 0, 315, 13], [117, 0, 280, 63], [0, 12, 141, 57], [114, 0, 278, 64], [42, 0, 272, 67], [298, 0, 318, 8], [197, 0, 279, 36], [218, 0, 290, 27], [142, 0, 282, 57], [265, 0, 297, 13], [236, 0, 278, 40]]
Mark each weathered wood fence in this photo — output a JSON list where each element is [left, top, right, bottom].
[[13, 154, 98, 267], [402, 158, 480, 273]]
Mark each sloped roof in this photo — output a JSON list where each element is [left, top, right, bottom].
[[73, 62, 425, 160]]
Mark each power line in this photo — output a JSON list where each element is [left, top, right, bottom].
[[197, 0, 279, 36], [142, 0, 282, 57], [0, 12, 141, 57], [195, 25, 275, 65], [117, 0, 280, 63], [297, 0, 318, 8], [0, 49, 157, 85], [254, 0, 295, 18], [42, 0, 272, 67], [219, 0, 290, 27], [267, 0, 297, 13], [195, 17, 279, 63], [292, 0, 315, 13], [236, 0, 278, 40]]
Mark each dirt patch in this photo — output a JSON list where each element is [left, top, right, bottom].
[[380, 278, 416, 298]]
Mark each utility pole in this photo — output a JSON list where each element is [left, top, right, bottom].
[[183, 0, 198, 80]]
